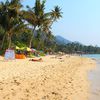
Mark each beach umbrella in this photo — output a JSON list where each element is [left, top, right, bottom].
[[31, 48, 36, 52], [16, 46, 25, 50], [26, 47, 31, 51], [16, 46, 20, 50], [19, 47, 25, 50]]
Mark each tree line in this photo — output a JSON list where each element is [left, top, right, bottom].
[[55, 42, 100, 54], [0, 0, 100, 55]]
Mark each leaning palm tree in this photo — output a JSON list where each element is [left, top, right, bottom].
[[22, 0, 62, 48], [0, 0, 26, 49], [22, 0, 47, 48], [40, 6, 62, 36], [22, 9, 37, 48]]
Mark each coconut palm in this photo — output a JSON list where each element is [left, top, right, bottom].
[[51, 6, 62, 21], [22, 0, 62, 48], [0, 0, 26, 49], [22, 0, 47, 48], [40, 6, 62, 36]]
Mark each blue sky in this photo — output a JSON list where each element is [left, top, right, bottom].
[[1, 0, 100, 46]]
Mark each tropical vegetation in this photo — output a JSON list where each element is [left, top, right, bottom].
[[0, 0, 62, 54], [0, 0, 100, 55], [56, 42, 100, 54]]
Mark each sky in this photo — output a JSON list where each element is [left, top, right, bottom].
[[1, 0, 100, 46]]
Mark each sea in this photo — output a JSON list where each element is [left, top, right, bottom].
[[82, 54, 100, 100]]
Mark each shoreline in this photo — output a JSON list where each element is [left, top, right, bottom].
[[0, 55, 95, 100], [88, 59, 100, 100]]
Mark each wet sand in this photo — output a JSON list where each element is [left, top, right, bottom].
[[0, 55, 95, 100], [88, 59, 100, 100]]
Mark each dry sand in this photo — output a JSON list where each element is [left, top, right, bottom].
[[0, 55, 95, 100]]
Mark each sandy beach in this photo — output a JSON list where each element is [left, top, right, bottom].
[[0, 55, 95, 100]]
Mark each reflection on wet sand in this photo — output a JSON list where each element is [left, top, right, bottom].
[[89, 59, 100, 100]]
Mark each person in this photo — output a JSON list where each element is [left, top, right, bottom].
[[29, 58, 42, 62]]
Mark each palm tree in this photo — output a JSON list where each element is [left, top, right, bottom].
[[40, 6, 62, 40], [22, 10, 37, 48], [22, 0, 47, 48], [22, 0, 62, 48], [51, 6, 62, 21], [0, 0, 25, 49]]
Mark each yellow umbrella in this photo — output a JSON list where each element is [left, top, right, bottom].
[[20, 47, 25, 50], [16, 46, 20, 50], [26, 47, 31, 51]]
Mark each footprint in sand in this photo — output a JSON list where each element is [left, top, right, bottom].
[[3, 94, 10, 99], [25, 89, 30, 93], [12, 91, 16, 96], [0, 87, 3, 90], [0, 81, 4, 84], [13, 79, 21, 86]]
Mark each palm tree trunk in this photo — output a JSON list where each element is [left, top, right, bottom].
[[1, 34, 6, 49], [7, 34, 12, 49], [29, 38, 33, 48], [37, 42, 40, 50], [29, 26, 36, 48]]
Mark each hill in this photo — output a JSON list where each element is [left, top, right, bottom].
[[55, 35, 72, 44]]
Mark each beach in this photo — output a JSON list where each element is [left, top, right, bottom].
[[0, 55, 95, 100]]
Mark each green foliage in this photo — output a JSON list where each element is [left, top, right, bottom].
[[15, 41, 27, 48], [55, 43, 100, 54], [0, 0, 62, 54], [51, 6, 62, 21], [39, 52, 45, 56], [22, 0, 62, 48], [0, 0, 26, 48]]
